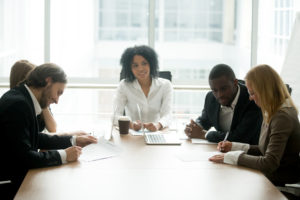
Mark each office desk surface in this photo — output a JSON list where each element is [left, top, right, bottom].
[[15, 131, 286, 200]]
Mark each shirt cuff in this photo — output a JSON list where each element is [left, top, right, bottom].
[[204, 131, 210, 139], [231, 142, 250, 152], [71, 136, 77, 146], [224, 150, 244, 165], [58, 150, 67, 164]]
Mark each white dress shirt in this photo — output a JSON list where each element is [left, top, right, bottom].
[[218, 85, 240, 132], [113, 78, 173, 128]]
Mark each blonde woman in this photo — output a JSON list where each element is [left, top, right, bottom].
[[209, 64, 300, 186]]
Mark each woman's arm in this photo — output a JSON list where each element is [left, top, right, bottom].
[[42, 108, 57, 132]]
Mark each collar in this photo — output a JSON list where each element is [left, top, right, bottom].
[[24, 84, 42, 116], [281, 99, 293, 108], [221, 84, 240, 109], [133, 77, 161, 90]]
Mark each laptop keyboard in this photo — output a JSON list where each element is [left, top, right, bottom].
[[145, 134, 166, 143]]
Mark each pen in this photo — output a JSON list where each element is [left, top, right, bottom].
[[223, 131, 229, 142], [220, 131, 229, 152]]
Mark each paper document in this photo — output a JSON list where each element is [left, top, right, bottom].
[[80, 138, 122, 162], [175, 150, 220, 162], [191, 139, 217, 144]]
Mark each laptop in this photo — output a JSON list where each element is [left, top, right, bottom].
[[136, 104, 182, 145]]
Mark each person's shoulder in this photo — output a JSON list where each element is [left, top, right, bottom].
[[274, 107, 298, 121], [237, 84, 254, 105], [0, 90, 30, 114], [119, 79, 133, 88], [155, 78, 172, 89], [157, 77, 171, 84], [238, 84, 249, 97], [205, 90, 215, 100]]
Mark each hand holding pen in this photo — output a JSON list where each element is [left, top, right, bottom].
[[217, 132, 232, 152]]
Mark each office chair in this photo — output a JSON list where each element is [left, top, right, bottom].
[[276, 153, 300, 199], [158, 71, 172, 82]]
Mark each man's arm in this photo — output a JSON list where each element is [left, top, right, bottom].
[[206, 103, 262, 144], [38, 133, 72, 150], [195, 92, 214, 130], [3, 102, 66, 169]]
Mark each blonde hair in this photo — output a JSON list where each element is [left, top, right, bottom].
[[10, 60, 36, 88], [245, 64, 297, 123]]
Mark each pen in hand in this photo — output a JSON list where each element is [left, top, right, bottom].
[[220, 131, 229, 152]]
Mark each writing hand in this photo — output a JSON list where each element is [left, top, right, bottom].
[[65, 146, 82, 162], [217, 141, 232, 152]]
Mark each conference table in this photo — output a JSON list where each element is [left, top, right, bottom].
[[14, 128, 287, 200]]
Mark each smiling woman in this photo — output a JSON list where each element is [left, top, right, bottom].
[[114, 45, 173, 132]]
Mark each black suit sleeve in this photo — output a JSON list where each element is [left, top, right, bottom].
[[38, 133, 72, 150], [3, 101, 71, 169], [206, 102, 262, 144], [195, 93, 213, 130]]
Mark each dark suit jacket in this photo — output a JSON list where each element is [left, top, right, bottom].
[[37, 113, 46, 132], [0, 85, 72, 191], [196, 83, 262, 144]]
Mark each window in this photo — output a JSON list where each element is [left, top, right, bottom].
[[1, 0, 299, 117], [257, 0, 297, 72], [0, 0, 44, 79]]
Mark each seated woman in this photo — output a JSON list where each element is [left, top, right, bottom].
[[10, 60, 86, 136], [209, 64, 300, 186], [114, 45, 173, 132]]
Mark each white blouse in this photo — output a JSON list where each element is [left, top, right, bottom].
[[113, 78, 173, 128]]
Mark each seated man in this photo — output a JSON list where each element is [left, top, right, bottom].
[[185, 64, 262, 144], [0, 63, 97, 199]]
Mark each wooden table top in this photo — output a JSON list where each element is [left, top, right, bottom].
[[14, 131, 287, 200]]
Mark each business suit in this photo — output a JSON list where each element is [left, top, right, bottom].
[[196, 83, 262, 144], [238, 107, 300, 185], [0, 84, 72, 196]]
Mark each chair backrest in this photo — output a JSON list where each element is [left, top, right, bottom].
[[158, 71, 172, 82], [120, 71, 172, 82]]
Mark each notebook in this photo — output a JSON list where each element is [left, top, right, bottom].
[[136, 104, 182, 145]]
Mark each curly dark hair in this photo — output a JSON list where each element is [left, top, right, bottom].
[[120, 45, 159, 82]]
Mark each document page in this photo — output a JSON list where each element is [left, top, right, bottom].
[[191, 138, 217, 144], [80, 138, 122, 162]]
